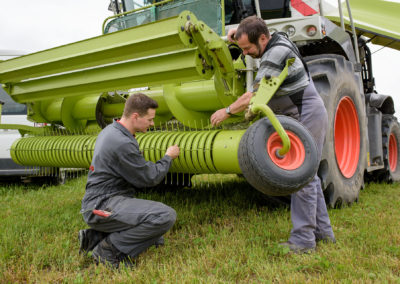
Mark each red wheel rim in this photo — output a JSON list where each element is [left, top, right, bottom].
[[267, 130, 305, 170], [389, 132, 398, 172], [334, 96, 360, 178]]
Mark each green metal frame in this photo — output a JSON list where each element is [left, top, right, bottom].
[[326, 0, 400, 51], [249, 58, 295, 156], [0, 10, 294, 172]]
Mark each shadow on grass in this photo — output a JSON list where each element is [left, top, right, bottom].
[[138, 177, 290, 212]]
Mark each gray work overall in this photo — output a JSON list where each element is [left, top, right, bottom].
[[81, 121, 176, 257], [268, 78, 335, 248]]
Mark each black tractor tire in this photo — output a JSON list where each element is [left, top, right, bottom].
[[238, 115, 319, 196], [377, 115, 400, 182], [305, 54, 367, 207]]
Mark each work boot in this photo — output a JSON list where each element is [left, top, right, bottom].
[[155, 236, 164, 248], [316, 236, 336, 244], [92, 236, 126, 268], [279, 241, 315, 254], [78, 229, 108, 255]]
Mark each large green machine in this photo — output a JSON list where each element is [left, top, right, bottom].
[[1, 0, 400, 206]]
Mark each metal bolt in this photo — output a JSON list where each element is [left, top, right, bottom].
[[187, 15, 191, 20], [275, 149, 285, 159], [181, 26, 184, 31]]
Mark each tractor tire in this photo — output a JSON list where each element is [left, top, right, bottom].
[[305, 54, 367, 207], [238, 115, 319, 196], [378, 115, 400, 182]]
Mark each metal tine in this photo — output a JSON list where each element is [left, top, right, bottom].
[[187, 120, 191, 188], [199, 119, 204, 188]]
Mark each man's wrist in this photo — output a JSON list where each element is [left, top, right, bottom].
[[225, 106, 232, 115]]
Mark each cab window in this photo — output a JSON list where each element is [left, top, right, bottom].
[[0, 87, 27, 115]]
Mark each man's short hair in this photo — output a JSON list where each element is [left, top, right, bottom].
[[123, 93, 158, 117], [235, 15, 270, 44]]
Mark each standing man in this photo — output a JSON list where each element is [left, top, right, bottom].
[[79, 93, 180, 267], [211, 16, 335, 253]]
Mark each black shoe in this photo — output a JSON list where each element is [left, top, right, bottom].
[[92, 236, 126, 268], [316, 236, 336, 244], [155, 236, 164, 248], [78, 229, 108, 255], [279, 242, 315, 254]]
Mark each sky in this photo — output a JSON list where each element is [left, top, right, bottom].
[[0, 0, 399, 114]]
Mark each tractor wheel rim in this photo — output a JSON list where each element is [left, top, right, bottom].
[[334, 96, 360, 178], [267, 130, 305, 170], [389, 132, 398, 172]]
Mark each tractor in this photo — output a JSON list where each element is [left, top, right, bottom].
[[0, 0, 399, 207]]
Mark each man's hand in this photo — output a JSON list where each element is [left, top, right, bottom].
[[166, 145, 180, 159], [227, 28, 237, 42], [210, 108, 230, 127]]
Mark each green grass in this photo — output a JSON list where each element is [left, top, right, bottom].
[[0, 176, 399, 283]]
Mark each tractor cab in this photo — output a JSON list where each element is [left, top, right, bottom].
[[104, 0, 299, 35]]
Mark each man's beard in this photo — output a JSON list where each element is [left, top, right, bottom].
[[249, 42, 262, 58]]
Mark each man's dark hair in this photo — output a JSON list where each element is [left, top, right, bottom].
[[235, 15, 270, 44], [123, 93, 158, 117]]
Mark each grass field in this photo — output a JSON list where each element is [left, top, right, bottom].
[[0, 175, 399, 283]]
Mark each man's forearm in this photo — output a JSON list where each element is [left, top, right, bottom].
[[228, 91, 253, 114]]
